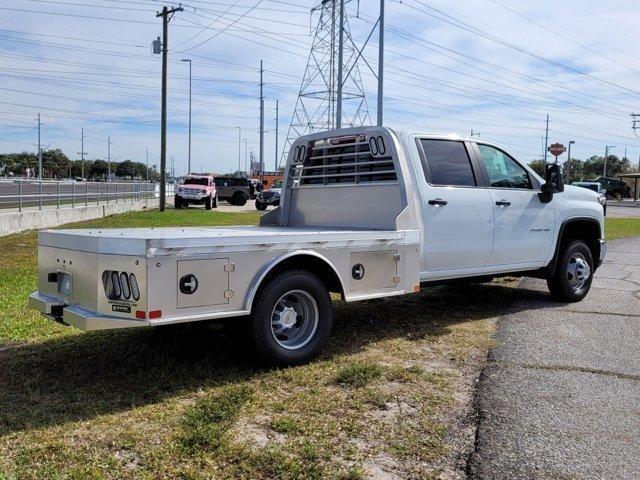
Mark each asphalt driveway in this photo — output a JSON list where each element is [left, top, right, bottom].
[[469, 237, 640, 479]]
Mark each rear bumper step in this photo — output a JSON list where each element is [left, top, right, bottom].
[[29, 291, 251, 331], [29, 292, 149, 331]]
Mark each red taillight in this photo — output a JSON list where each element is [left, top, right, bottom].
[[135, 310, 146, 319], [149, 310, 162, 319]]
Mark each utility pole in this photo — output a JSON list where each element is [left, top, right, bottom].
[[275, 99, 279, 170], [156, 5, 183, 211], [146, 148, 149, 182], [377, 0, 384, 126], [336, 0, 345, 129], [107, 135, 111, 182], [259, 60, 265, 176], [237, 127, 241, 173], [543, 114, 549, 164], [603, 145, 616, 178], [79, 128, 85, 180], [37, 113, 42, 180], [181, 58, 192, 174]]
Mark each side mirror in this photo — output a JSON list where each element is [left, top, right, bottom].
[[539, 163, 563, 203]]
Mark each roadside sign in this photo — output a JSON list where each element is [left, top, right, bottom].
[[548, 143, 566, 157]]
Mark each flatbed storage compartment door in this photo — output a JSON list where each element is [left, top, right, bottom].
[[350, 250, 398, 293], [177, 259, 229, 309]]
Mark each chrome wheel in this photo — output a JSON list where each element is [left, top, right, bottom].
[[271, 290, 318, 350], [566, 253, 591, 293]]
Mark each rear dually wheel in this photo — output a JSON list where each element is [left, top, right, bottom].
[[249, 269, 333, 366]]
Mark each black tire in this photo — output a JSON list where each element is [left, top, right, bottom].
[[232, 192, 248, 206], [205, 194, 213, 210], [212, 194, 218, 209], [547, 239, 594, 302], [255, 200, 267, 211], [249, 270, 333, 366], [174, 196, 183, 209]]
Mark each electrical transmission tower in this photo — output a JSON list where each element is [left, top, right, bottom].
[[280, 0, 373, 166]]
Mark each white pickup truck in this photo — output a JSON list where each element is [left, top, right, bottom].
[[30, 127, 606, 365]]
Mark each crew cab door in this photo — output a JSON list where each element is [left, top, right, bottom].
[[472, 143, 555, 266], [417, 138, 494, 272]]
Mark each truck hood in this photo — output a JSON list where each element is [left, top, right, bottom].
[[179, 184, 207, 191], [562, 184, 599, 202]]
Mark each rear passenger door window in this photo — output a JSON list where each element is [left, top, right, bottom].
[[420, 139, 477, 187], [477, 144, 532, 189]]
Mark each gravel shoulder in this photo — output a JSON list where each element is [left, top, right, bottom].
[[469, 238, 640, 480]]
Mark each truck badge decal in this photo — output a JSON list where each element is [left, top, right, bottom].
[[179, 274, 199, 294], [112, 304, 131, 313]]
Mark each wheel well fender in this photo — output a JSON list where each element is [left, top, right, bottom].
[[548, 217, 602, 274], [244, 251, 346, 311]]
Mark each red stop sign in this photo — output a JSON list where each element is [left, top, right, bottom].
[[548, 143, 566, 157]]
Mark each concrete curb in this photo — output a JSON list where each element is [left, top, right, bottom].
[[0, 198, 159, 236]]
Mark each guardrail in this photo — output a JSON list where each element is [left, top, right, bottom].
[[0, 180, 163, 212]]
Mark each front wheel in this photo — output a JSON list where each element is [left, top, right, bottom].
[[255, 200, 267, 211], [232, 192, 248, 206], [212, 194, 218, 209], [547, 239, 594, 302], [205, 195, 213, 210], [249, 270, 333, 366], [174, 196, 183, 209]]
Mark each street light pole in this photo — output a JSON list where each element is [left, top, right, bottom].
[[181, 58, 192, 174], [275, 99, 279, 170], [543, 114, 549, 164], [107, 134, 111, 182], [37, 112, 42, 180], [237, 127, 241, 173], [259, 60, 265, 176], [566, 140, 575, 181], [81, 127, 85, 180], [243, 138, 248, 174]]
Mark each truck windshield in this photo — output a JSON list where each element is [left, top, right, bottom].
[[184, 177, 208, 186]]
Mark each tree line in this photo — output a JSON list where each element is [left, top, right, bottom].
[[529, 154, 633, 183], [0, 150, 160, 181]]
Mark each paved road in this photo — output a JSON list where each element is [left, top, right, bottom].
[[607, 201, 640, 218], [469, 238, 640, 479]]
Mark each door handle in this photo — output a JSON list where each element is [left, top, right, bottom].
[[495, 199, 511, 206], [428, 198, 448, 206]]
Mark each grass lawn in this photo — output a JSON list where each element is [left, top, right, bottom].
[[0, 211, 634, 479], [604, 217, 640, 241]]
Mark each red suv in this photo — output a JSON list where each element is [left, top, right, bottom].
[[175, 175, 217, 210]]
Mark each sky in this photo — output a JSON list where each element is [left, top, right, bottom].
[[1, 0, 640, 176]]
